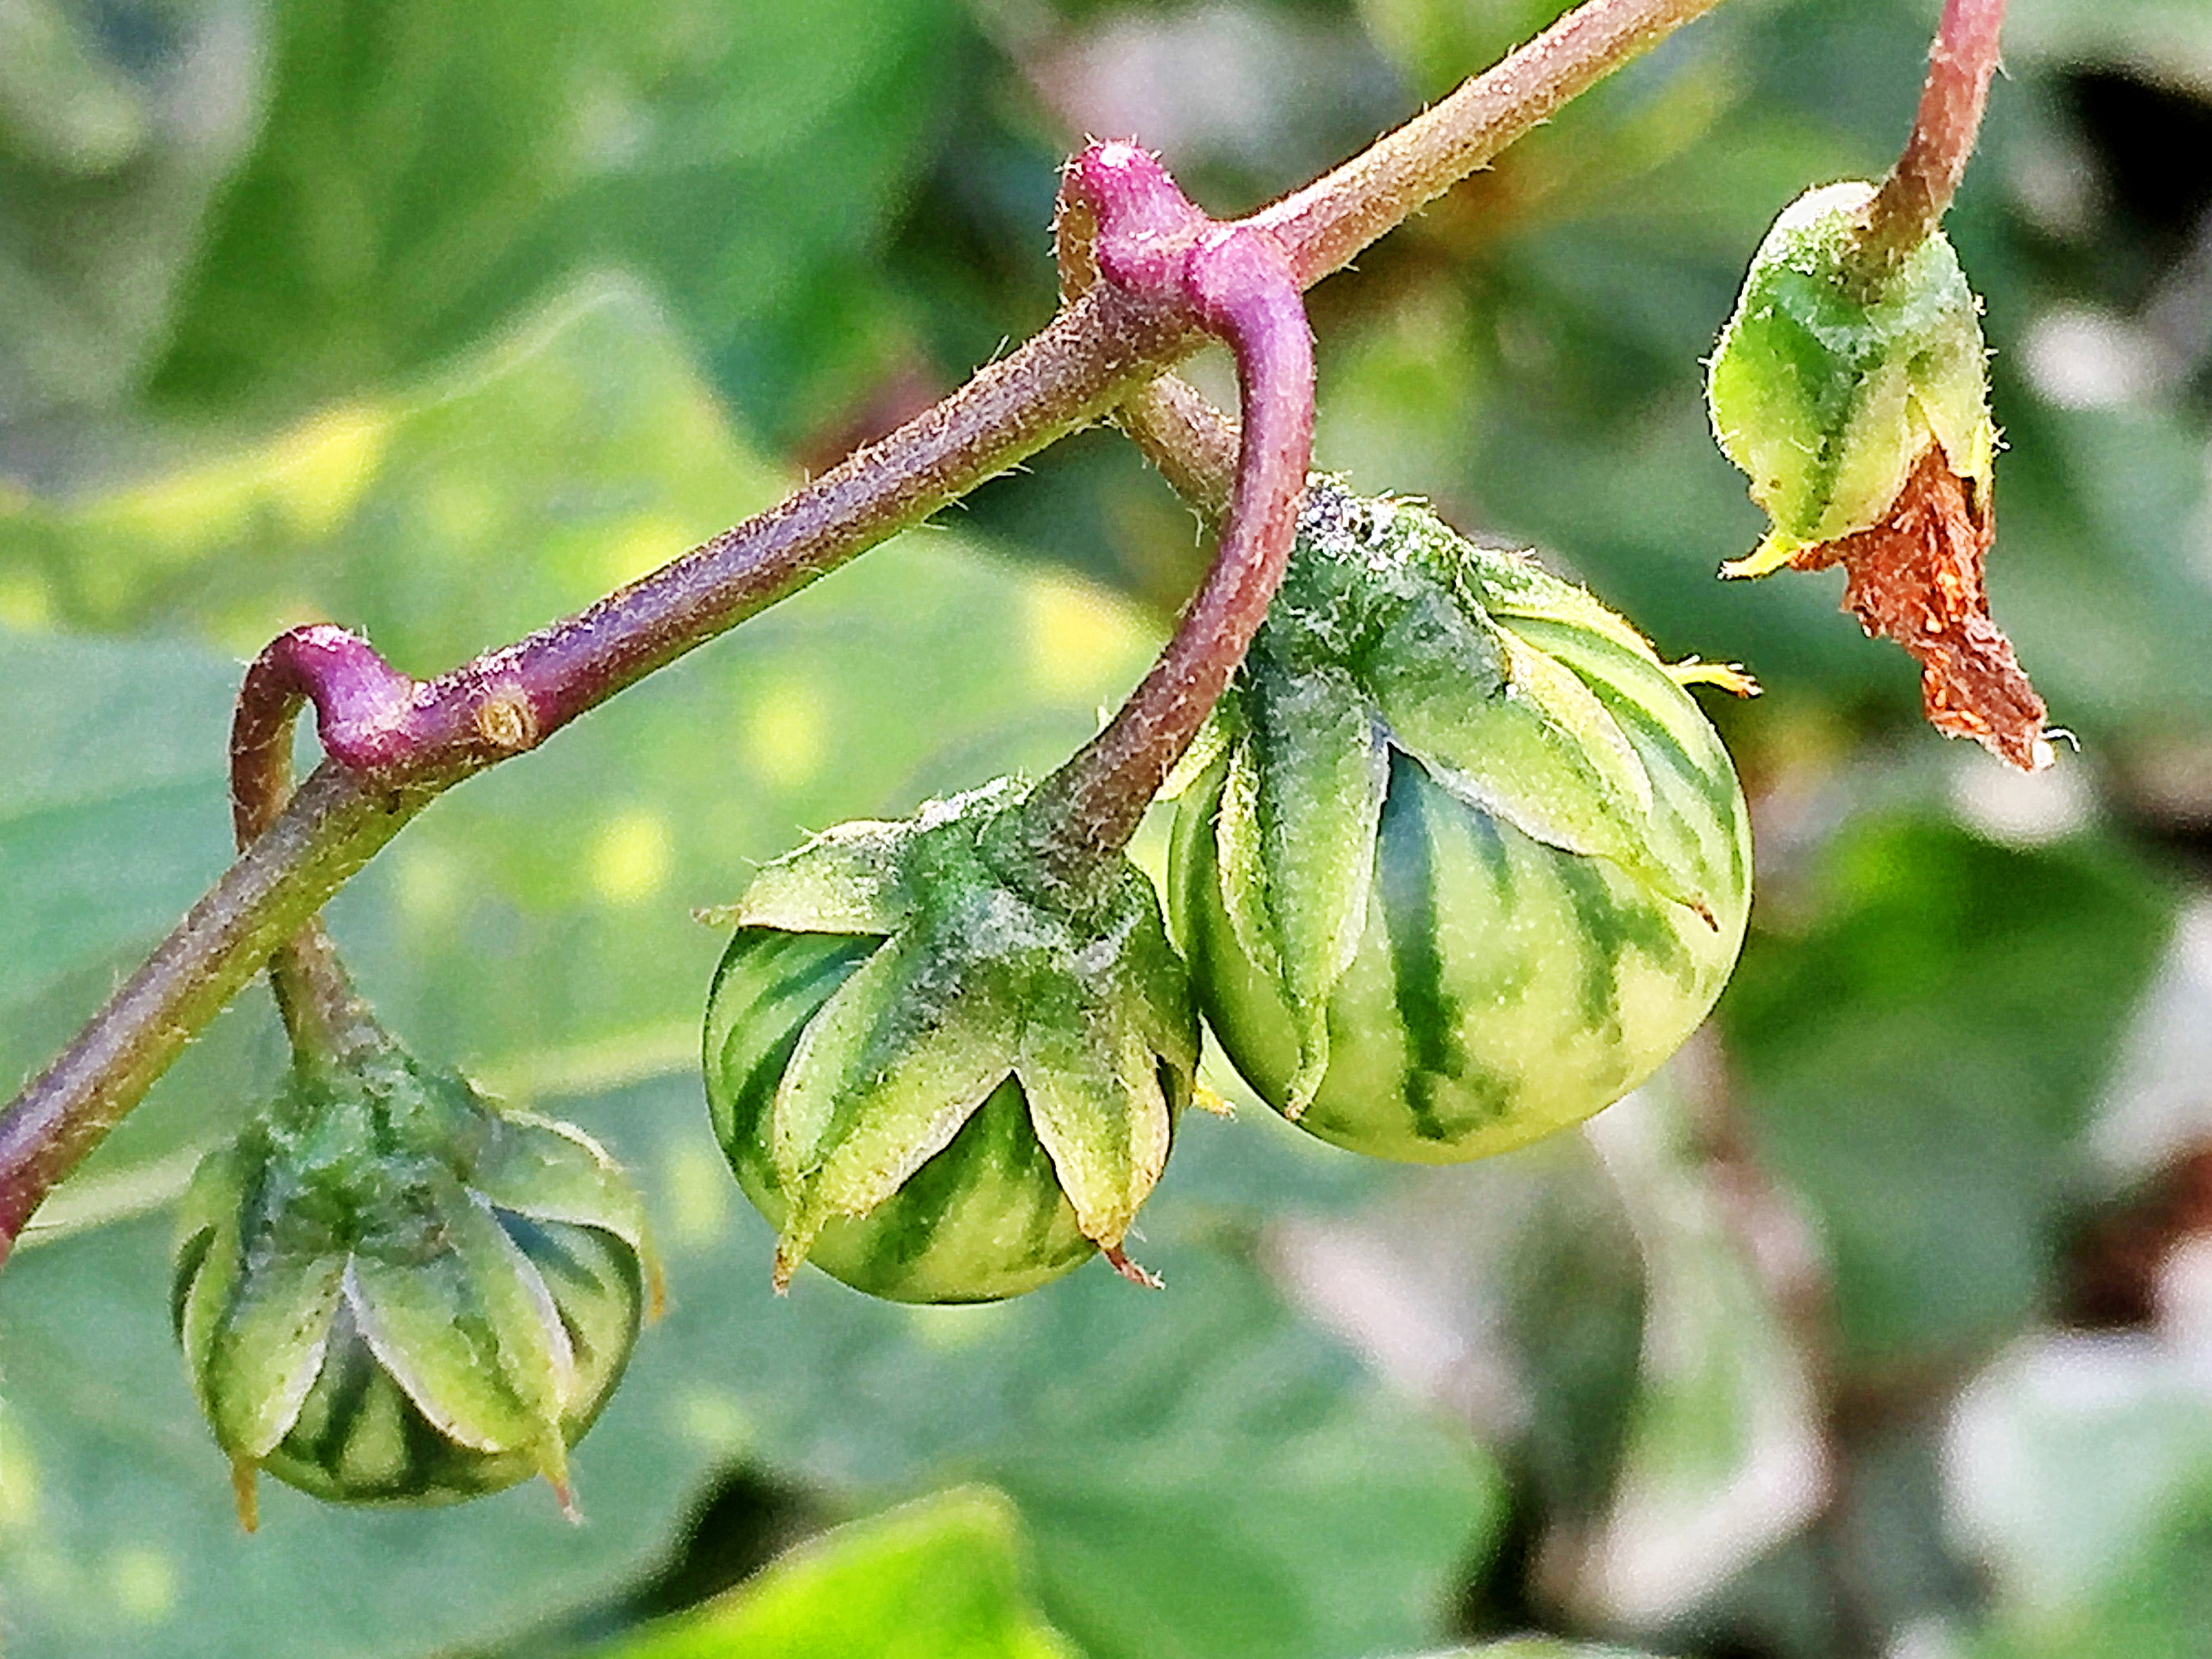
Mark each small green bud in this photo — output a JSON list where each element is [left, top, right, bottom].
[[702, 780, 1198, 1302], [1707, 180, 1993, 575], [1706, 182, 2051, 772], [173, 1034, 651, 1527], [1170, 481, 1752, 1162]]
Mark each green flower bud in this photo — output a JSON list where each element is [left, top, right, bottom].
[[1707, 180, 1993, 576], [1705, 181, 2051, 772], [702, 780, 1199, 1303], [172, 1033, 652, 1527], [1168, 480, 1752, 1163]]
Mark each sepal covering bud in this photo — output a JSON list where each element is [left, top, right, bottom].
[[1707, 180, 1993, 570], [1169, 481, 1752, 1162], [702, 780, 1198, 1302], [1707, 181, 2049, 771], [172, 1036, 650, 1524]]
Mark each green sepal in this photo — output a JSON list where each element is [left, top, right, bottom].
[[175, 1141, 253, 1396], [467, 1110, 651, 1256], [1454, 541, 1665, 663], [1095, 866, 1202, 1085], [1012, 976, 1172, 1249], [1707, 180, 1995, 550], [1365, 598, 1701, 906], [1191, 479, 1733, 1066], [344, 1230, 547, 1456], [1220, 657, 1388, 1114], [771, 921, 1025, 1266], [711, 778, 1201, 1294], [732, 817, 924, 936], [172, 1026, 649, 1513], [202, 1245, 349, 1461]]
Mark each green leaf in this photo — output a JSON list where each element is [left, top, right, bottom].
[[0, 628, 272, 1216], [1566, 1084, 1827, 1626], [1722, 814, 2175, 1370], [1950, 1333, 2212, 1659], [144, 0, 959, 433], [0, 0, 259, 424], [2006, 0, 2212, 90], [4, 281, 1162, 1105], [588, 1488, 1076, 1659], [0, 1105, 1501, 1659]]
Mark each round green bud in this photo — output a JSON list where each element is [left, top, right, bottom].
[[701, 781, 1198, 1302], [1168, 483, 1752, 1162], [1706, 180, 1994, 575], [707, 928, 1102, 1302], [172, 1039, 650, 1522]]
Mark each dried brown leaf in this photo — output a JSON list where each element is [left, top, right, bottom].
[[1788, 445, 2050, 772]]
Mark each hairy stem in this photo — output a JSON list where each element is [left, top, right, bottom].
[[1853, 0, 2008, 291], [1251, 0, 1727, 287], [1119, 380, 1241, 518], [0, 0, 1728, 1262], [1026, 145, 1313, 883], [231, 631, 402, 1065]]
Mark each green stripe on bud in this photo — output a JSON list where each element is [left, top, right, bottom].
[[702, 780, 1197, 1303], [1170, 482, 1752, 1162]]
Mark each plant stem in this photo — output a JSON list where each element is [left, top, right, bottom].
[[1024, 145, 1313, 885], [1852, 0, 2008, 292], [0, 0, 1730, 1262], [1119, 379, 1241, 518], [0, 765, 422, 1252], [231, 631, 403, 1066], [1250, 0, 1727, 288]]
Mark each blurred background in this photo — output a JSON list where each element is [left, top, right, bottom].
[[3, 1, 2211, 1656]]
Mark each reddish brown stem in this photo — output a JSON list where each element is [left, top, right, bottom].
[[1854, 0, 2008, 290], [230, 631, 404, 1063], [1027, 145, 1313, 884]]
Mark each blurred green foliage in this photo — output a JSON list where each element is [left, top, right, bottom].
[[3, 1, 2211, 1657], [587, 1489, 1076, 1659]]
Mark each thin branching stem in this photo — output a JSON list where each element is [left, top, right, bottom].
[[0, 0, 1729, 1261], [1024, 145, 1313, 885]]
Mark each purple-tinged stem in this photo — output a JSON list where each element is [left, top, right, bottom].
[[0, 0, 1728, 1262], [1853, 0, 2008, 291], [1025, 145, 1313, 884], [231, 629, 410, 1065]]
